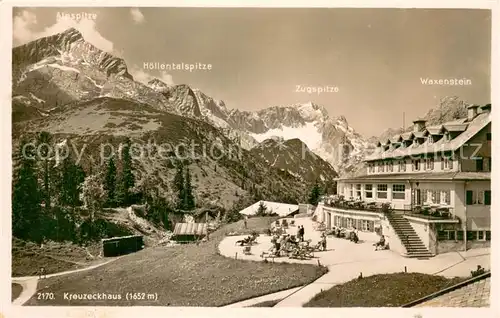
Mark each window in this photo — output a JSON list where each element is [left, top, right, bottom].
[[485, 190, 491, 205], [377, 163, 383, 173], [486, 231, 491, 241], [369, 164, 375, 173], [467, 190, 490, 205], [448, 230, 456, 240], [347, 218, 353, 228], [477, 191, 484, 204], [425, 158, 434, 170], [392, 184, 405, 200], [364, 220, 374, 232], [467, 231, 478, 241], [438, 231, 447, 241], [476, 158, 484, 171], [349, 185, 354, 198], [428, 135, 433, 144], [442, 190, 451, 205], [365, 184, 373, 199], [428, 190, 441, 204], [486, 133, 491, 141], [387, 161, 393, 172], [443, 157, 449, 169], [355, 184, 362, 199], [361, 220, 369, 231], [377, 184, 388, 199], [335, 216, 342, 227], [413, 159, 421, 171], [466, 190, 474, 205], [398, 160, 406, 172], [457, 230, 464, 240], [438, 230, 457, 241], [478, 231, 484, 240]]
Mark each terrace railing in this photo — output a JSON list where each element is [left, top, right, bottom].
[[402, 204, 456, 221], [323, 200, 456, 220]]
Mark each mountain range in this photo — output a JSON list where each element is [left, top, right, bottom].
[[12, 28, 344, 210]]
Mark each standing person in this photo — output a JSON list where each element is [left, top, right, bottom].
[[244, 215, 248, 229], [296, 224, 301, 241], [39, 267, 46, 279], [320, 232, 327, 251], [299, 225, 305, 242]]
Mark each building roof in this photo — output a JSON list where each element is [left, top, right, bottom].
[[239, 200, 299, 217], [365, 112, 491, 161], [101, 235, 143, 242], [443, 123, 468, 132], [413, 131, 427, 138], [173, 223, 207, 236], [408, 273, 490, 307], [390, 134, 402, 143], [401, 132, 414, 140], [338, 171, 490, 182], [426, 125, 444, 135]]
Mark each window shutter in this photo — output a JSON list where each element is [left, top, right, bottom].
[[485, 191, 491, 206], [441, 158, 444, 170], [449, 158, 453, 169], [466, 190, 473, 205]]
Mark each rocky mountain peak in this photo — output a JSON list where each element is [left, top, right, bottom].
[[147, 78, 172, 93], [293, 101, 329, 121], [13, 27, 132, 83], [336, 115, 348, 125]]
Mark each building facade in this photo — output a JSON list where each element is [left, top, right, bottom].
[[322, 104, 491, 256]]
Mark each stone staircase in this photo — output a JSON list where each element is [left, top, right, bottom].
[[386, 212, 434, 259]]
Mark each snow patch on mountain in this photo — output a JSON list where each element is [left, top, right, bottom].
[[250, 122, 322, 150]]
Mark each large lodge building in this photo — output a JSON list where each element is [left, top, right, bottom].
[[319, 104, 491, 257]]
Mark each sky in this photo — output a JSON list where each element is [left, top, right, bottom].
[[12, 7, 492, 137]]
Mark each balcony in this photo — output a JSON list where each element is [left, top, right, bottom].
[[323, 196, 457, 221], [401, 204, 458, 222]]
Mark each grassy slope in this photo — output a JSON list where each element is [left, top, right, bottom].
[[26, 217, 328, 306], [304, 273, 465, 307], [12, 239, 103, 277], [12, 206, 165, 277]]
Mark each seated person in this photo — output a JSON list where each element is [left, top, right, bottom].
[[374, 235, 386, 250], [350, 231, 359, 243]]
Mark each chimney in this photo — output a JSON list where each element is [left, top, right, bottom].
[[467, 104, 479, 121], [480, 104, 491, 113], [413, 119, 426, 133]]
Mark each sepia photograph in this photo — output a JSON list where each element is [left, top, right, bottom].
[[4, 3, 496, 314]]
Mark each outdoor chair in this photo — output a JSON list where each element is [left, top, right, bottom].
[[243, 245, 252, 255]]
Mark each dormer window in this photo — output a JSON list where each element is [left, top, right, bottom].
[[428, 135, 433, 144], [444, 132, 451, 141]]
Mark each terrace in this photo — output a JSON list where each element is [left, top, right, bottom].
[[323, 196, 459, 222]]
